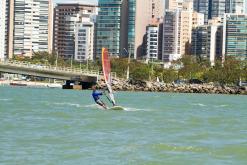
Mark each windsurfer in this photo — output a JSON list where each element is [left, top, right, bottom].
[[92, 85, 107, 109]]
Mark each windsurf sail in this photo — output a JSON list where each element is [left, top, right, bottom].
[[102, 48, 116, 106]]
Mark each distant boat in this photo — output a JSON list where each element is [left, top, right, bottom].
[[10, 82, 27, 87], [47, 83, 62, 89]]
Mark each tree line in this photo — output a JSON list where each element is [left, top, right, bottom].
[[13, 52, 247, 85]]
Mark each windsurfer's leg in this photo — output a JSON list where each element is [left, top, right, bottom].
[[96, 100, 107, 109]]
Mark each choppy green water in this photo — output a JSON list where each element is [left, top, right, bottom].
[[0, 87, 247, 165]]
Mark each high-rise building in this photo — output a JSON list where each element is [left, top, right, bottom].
[[194, 0, 225, 23], [4, 0, 53, 58], [165, 0, 169, 10], [194, 0, 246, 24], [192, 12, 206, 27], [180, 1, 204, 55], [226, 0, 245, 14], [75, 21, 94, 62], [0, 0, 6, 60], [158, 21, 164, 60], [166, 0, 177, 10], [96, 0, 163, 59], [126, 0, 164, 59], [166, 0, 184, 10], [54, 3, 97, 60], [96, 0, 122, 57], [211, 0, 226, 18], [162, 1, 204, 62], [5, 0, 14, 59], [162, 10, 181, 62], [193, 0, 212, 23], [223, 13, 247, 60], [146, 25, 159, 60], [126, 0, 135, 56], [192, 18, 223, 65]]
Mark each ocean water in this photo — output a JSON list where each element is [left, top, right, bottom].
[[0, 86, 247, 165]]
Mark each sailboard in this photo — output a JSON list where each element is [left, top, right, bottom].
[[101, 48, 124, 110]]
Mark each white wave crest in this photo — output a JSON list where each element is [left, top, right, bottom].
[[53, 102, 82, 108], [191, 103, 207, 107], [0, 98, 11, 102]]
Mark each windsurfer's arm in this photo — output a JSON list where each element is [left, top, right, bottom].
[[95, 91, 103, 96], [102, 87, 107, 94]]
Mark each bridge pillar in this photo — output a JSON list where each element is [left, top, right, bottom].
[[62, 80, 94, 90]]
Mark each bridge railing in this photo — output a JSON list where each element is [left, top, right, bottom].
[[0, 60, 99, 75], [0, 60, 117, 78]]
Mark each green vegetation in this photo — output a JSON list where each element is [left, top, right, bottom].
[[13, 51, 247, 85], [111, 55, 247, 85], [203, 58, 247, 85], [13, 51, 100, 71]]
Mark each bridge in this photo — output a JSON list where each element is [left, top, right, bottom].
[[0, 60, 100, 83]]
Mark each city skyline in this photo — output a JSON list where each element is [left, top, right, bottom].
[[1, 0, 246, 63], [54, 0, 166, 5], [54, 0, 98, 4]]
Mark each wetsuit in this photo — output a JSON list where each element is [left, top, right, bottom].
[[92, 91, 106, 108]]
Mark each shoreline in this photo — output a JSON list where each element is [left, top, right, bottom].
[[0, 80, 62, 89], [97, 79, 247, 95], [1, 79, 246, 95]]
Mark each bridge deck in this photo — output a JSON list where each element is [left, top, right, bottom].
[[0, 60, 102, 82]]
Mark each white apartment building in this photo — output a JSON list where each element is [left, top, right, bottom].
[[146, 25, 159, 60], [5, 0, 53, 57], [166, 0, 184, 10], [162, 1, 204, 63], [180, 1, 204, 56], [0, 0, 6, 61], [54, 3, 98, 59], [75, 21, 94, 62]]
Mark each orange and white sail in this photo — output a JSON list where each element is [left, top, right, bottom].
[[102, 48, 116, 105]]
